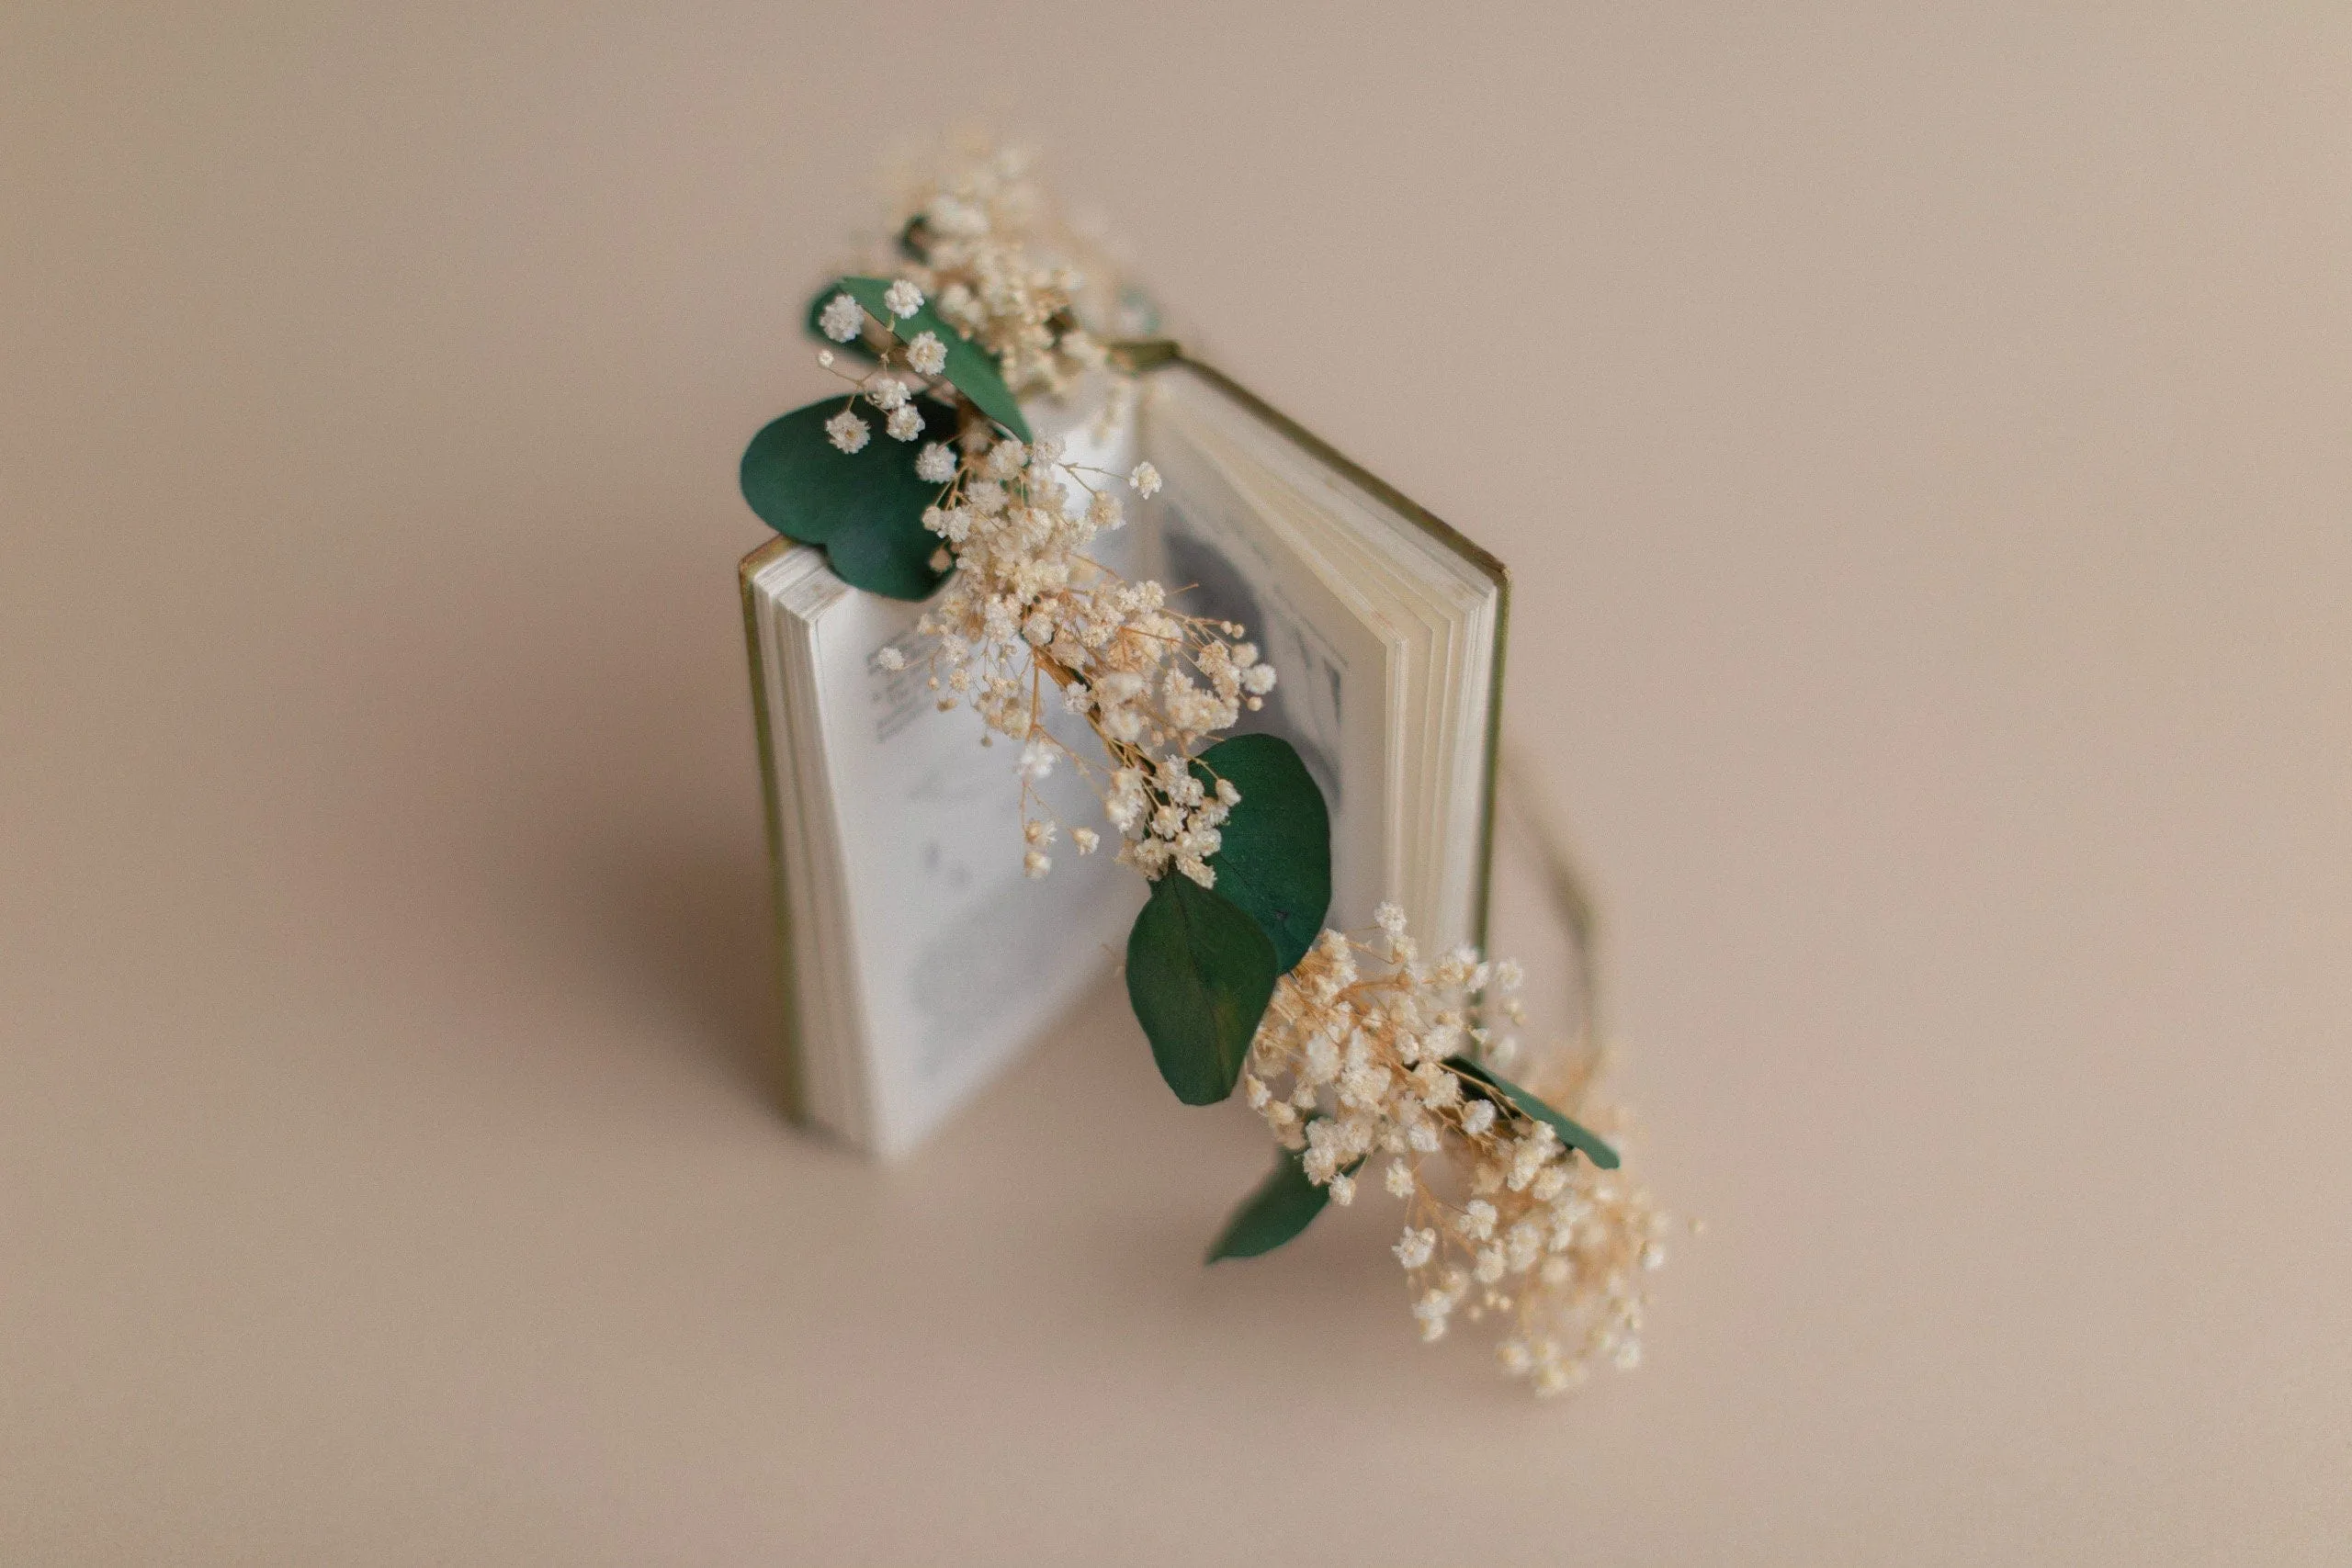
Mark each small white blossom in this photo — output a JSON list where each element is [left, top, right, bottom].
[[914, 443, 957, 483], [883, 278, 923, 318], [1023, 849, 1049, 879], [875, 647, 906, 671], [825, 409, 870, 453], [1374, 900, 1407, 937], [866, 376, 910, 411], [1072, 828, 1099, 854], [1461, 1099, 1498, 1137], [818, 292, 865, 342], [905, 330, 948, 376], [1384, 1160, 1416, 1199], [1394, 1226, 1437, 1269], [1127, 460, 1161, 498], [886, 404, 923, 441], [1329, 1173, 1355, 1207]]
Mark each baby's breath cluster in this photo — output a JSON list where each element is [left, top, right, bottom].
[[883, 144, 1114, 400], [814, 146, 1273, 886], [901, 424, 1272, 884], [1242, 905, 1670, 1395]]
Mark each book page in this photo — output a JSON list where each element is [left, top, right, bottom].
[[1141, 404, 1394, 933], [1139, 362, 1505, 954], [784, 382, 1148, 1155], [803, 581, 1137, 1155]]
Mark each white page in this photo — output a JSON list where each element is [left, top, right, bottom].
[[809, 582, 1137, 1156], [1141, 405, 1395, 933], [753, 378, 1148, 1156]]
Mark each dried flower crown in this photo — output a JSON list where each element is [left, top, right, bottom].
[[740, 147, 1670, 1395]]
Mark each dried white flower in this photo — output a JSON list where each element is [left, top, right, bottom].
[[886, 404, 923, 441], [825, 409, 870, 453], [914, 443, 957, 483], [1394, 1226, 1437, 1269], [818, 292, 865, 343], [1023, 849, 1049, 879], [1235, 903, 1665, 1395], [883, 278, 923, 319], [875, 647, 906, 671], [1127, 460, 1160, 497], [905, 331, 948, 376]]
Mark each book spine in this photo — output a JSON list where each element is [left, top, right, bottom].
[[740, 539, 810, 1126]]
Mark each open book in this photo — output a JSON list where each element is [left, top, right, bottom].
[[741, 351, 1510, 1156]]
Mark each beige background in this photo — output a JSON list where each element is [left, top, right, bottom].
[[6, 4, 2347, 1562]]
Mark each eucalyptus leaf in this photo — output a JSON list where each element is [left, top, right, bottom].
[[739, 396, 953, 601], [1191, 734, 1330, 973], [1125, 874, 1279, 1106], [1205, 1150, 1326, 1261], [1445, 1054, 1621, 1169], [1205, 1121, 1363, 1261], [835, 276, 1032, 442]]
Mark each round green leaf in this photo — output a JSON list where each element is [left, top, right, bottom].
[[1125, 874, 1279, 1106], [739, 397, 952, 601], [835, 276, 1031, 442], [1191, 734, 1330, 973]]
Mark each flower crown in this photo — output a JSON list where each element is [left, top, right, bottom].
[[740, 147, 1670, 1395]]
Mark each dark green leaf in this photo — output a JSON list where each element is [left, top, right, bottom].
[[739, 397, 953, 601], [1205, 1121, 1364, 1261], [1207, 1151, 1329, 1261], [1125, 874, 1279, 1106], [1444, 1054, 1621, 1168], [803, 284, 880, 364], [1190, 734, 1330, 974], [835, 276, 1032, 442]]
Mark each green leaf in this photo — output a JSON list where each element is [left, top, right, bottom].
[[1206, 1149, 1328, 1261], [1125, 874, 1279, 1106], [1444, 1054, 1621, 1169], [803, 285, 879, 364], [835, 276, 1032, 442], [739, 397, 953, 601], [1205, 1121, 1363, 1261], [1191, 734, 1330, 973]]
